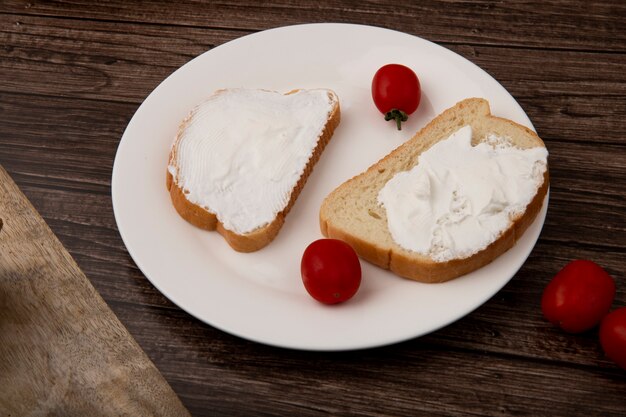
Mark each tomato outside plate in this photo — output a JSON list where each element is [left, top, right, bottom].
[[541, 260, 615, 333], [600, 307, 626, 370], [301, 239, 361, 305], [371, 64, 421, 130]]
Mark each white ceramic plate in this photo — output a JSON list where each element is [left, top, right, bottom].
[[112, 23, 548, 351]]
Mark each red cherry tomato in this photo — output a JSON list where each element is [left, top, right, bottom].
[[541, 260, 615, 333], [600, 307, 626, 370], [301, 239, 361, 304], [371, 64, 421, 130]]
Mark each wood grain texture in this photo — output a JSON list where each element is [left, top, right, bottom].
[[1, 13, 624, 113], [2, 0, 625, 51], [107, 297, 626, 417], [1, 1, 625, 416], [0, 166, 190, 416]]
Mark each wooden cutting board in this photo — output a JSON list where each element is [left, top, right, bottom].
[[0, 166, 191, 416]]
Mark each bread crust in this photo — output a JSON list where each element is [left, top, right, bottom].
[[167, 89, 341, 252], [320, 98, 549, 283]]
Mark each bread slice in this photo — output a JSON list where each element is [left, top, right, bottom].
[[320, 98, 549, 283], [167, 88, 340, 252]]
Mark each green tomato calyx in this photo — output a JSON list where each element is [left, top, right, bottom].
[[384, 109, 408, 130]]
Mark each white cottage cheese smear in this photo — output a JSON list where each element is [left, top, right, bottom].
[[168, 89, 337, 234], [377, 125, 548, 262]]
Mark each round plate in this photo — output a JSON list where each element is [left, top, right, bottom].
[[112, 23, 548, 351]]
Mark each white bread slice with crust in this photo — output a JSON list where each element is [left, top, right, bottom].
[[320, 98, 549, 283], [167, 88, 341, 252]]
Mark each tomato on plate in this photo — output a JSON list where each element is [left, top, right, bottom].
[[541, 260, 615, 333], [600, 307, 626, 370], [372, 64, 421, 130], [301, 239, 361, 304]]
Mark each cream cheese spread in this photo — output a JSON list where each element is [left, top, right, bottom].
[[168, 88, 337, 234], [377, 125, 548, 262]]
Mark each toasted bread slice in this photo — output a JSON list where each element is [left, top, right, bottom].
[[320, 98, 548, 283], [167, 88, 340, 252]]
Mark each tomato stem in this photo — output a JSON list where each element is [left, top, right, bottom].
[[384, 109, 408, 130]]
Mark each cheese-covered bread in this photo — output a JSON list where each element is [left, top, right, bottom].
[[320, 98, 549, 283], [167, 88, 340, 252]]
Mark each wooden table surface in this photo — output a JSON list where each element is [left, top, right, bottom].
[[1, 1, 625, 415]]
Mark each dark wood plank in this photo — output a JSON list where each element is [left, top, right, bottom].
[[0, 14, 241, 102], [2, 0, 625, 52], [0, 91, 133, 187], [94, 301, 626, 417], [1, 15, 624, 147]]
